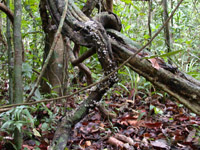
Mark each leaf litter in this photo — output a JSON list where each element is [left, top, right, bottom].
[[66, 86, 200, 150], [0, 85, 199, 150]]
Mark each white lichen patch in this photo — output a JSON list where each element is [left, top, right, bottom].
[[85, 20, 97, 28]]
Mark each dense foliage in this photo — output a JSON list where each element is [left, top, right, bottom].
[[0, 0, 199, 149]]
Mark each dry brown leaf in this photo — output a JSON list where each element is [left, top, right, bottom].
[[85, 140, 92, 147], [148, 58, 161, 70], [128, 120, 143, 127], [115, 133, 135, 145], [107, 137, 124, 148], [186, 129, 196, 142], [151, 139, 169, 149]]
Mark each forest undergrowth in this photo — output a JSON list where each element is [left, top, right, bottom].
[[1, 82, 199, 150]]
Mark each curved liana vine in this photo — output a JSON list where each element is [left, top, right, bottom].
[[46, 0, 118, 90], [45, 0, 121, 149]]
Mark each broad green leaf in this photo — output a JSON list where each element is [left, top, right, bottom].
[[139, 12, 145, 16], [143, 34, 150, 39]]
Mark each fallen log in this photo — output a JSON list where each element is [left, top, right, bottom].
[[108, 29, 200, 115], [50, 29, 200, 149], [46, 0, 200, 149]]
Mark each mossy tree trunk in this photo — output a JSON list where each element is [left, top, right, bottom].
[[13, 0, 23, 149]]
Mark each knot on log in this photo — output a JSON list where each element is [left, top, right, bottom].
[[93, 11, 122, 31]]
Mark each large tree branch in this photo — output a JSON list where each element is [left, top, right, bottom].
[[0, 3, 14, 24]]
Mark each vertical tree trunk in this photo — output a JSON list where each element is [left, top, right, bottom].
[[170, 0, 174, 44], [163, 0, 172, 64], [13, 0, 23, 149], [6, 0, 13, 104], [39, 0, 68, 96], [0, 12, 6, 52], [41, 33, 68, 96], [148, 0, 152, 50]]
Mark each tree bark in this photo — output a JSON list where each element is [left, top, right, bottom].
[[47, 0, 118, 149], [0, 3, 14, 24], [39, 0, 68, 96], [46, 0, 118, 88], [51, 28, 200, 149], [148, 0, 152, 50], [51, 88, 106, 149], [163, 0, 172, 64], [108, 29, 200, 115], [13, 0, 23, 149], [46, 0, 200, 149], [6, 0, 13, 104]]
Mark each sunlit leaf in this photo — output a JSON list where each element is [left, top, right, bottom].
[[121, 0, 133, 5], [33, 128, 41, 137]]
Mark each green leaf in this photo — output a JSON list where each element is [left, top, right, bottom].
[[114, 91, 122, 96], [150, 105, 155, 110], [15, 122, 23, 132], [22, 63, 33, 78], [159, 50, 183, 58], [33, 89, 43, 101], [1, 120, 14, 129], [139, 12, 145, 16], [154, 107, 163, 115], [137, 112, 145, 121], [117, 83, 129, 92], [133, 5, 139, 11], [41, 123, 49, 132], [125, 25, 131, 31], [121, 0, 133, 5], [13, 108, 22, 120], [143, 50, 183, 59], [23, 109, 34, 127], [143, 34, 150, 39]]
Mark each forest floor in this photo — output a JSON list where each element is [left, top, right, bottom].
[[0, 84, 200, 150]]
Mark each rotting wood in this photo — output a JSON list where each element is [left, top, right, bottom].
[[108, 29, 200, 115], [45, 0, 199, 149]]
